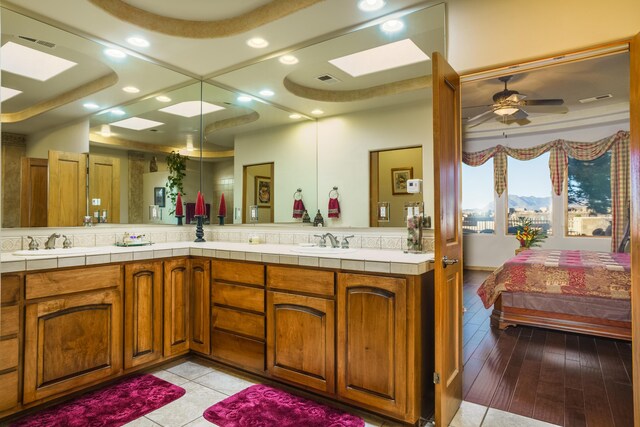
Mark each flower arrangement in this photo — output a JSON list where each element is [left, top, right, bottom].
[[515, 217, 547, 248]]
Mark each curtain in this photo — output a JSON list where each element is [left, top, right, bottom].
[[463, 130, 630, 251]]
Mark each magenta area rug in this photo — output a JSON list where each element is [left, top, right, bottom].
[[203, 384, 364, 427], [11, 374, 185, 427]]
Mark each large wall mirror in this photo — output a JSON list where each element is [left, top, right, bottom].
[[2, 2, 447, 229]]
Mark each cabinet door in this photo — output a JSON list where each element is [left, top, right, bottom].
[[267, 291, 334, 394], [23, 289, 122, 404], [163, 258, 190, 356], [124, 262, 163, 369], [190, 258, 211, 354], [337, 273, 406, 416]]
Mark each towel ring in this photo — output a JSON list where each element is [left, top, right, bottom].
[[328, 186, 339, 198], [293, 188, 303, 200]]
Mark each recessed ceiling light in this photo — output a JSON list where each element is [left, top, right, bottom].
[[1, 41, 77, 81], [104, 48, 127, 58], [259, 89, 275, 97], [159, 101, 225, 118], [247, 37, 269, 48], [122, 86, 140, 93], [83, 102, 100, 110], [329, 38, 429, 77], [237, 95, 253, 102], [289, 114, 302, 119], [311, 109, 324, 115], [110, 109, 126, 116], [358, 0, 385, 12], [156, 95, 172, 102], [279, 55, 299, 65], [126, 37, 149, 48], [1, 87, 22, 102], [381, 19, 404, 33], [110, 117, 164, 130]]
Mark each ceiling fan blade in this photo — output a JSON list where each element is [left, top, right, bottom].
[[522, 99, 564, 106], [511, 109, 528, 120], [466, 109, 495, 122]]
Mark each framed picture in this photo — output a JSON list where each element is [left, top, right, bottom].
[[154, 187, 166, 207], [391, 167, 413, 195], [255, 176, 271, 207]]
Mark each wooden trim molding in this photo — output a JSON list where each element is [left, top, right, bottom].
[[1, 72, 118, 123], [88, 0, 323, 39], [283, 75, 432, 102]]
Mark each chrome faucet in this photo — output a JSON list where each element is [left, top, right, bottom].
[[323, 233, 340, 248], [45, 233, 60, 249]]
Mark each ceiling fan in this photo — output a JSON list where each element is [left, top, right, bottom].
[[464, 75, 567, 125]]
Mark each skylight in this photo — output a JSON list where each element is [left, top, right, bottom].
[[1, 41, 77, 81], [328, 39, 429, 77], [1, 86, 22, 102], [159, 101, 224, 118], [110, 117, 164, 131]]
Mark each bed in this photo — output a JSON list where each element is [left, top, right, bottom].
[[477, 249, 631, 340]]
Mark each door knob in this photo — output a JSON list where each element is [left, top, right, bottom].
[[442, 256, 459, 268]]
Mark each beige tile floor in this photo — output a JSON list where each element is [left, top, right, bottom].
[[122, 359, 560, 427]]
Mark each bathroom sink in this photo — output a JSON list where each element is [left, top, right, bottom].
[[13, 247, 102, 256], [290, 246, 357, 255]]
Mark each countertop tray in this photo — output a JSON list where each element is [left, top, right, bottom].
[[115, 241, 153, 247]]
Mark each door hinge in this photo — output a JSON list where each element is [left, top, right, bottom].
[[433, 372, 440, 384]]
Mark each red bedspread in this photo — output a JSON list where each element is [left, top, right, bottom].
[[477, 249, 631, 309]]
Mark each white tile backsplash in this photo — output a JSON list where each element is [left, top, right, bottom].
[[1, 237, 22, 252]]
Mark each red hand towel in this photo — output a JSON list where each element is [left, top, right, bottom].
[[328, 197, 340, 218], [293, 199, 306, 218], [175, 192, 184, 216]]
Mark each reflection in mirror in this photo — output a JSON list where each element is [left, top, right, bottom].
[[1, 6, 192, 227], [243, 163, 274, 223], [212, 3, 446, 226], [369, 147, 423, 227]]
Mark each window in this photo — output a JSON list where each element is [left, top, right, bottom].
[[506, 153, 552, 234], [462, 160, 495, 234], [567, 152, 611, 236]]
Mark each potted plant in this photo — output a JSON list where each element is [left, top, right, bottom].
[[166, 151, 187, 215], [515, 217, 547, 254]]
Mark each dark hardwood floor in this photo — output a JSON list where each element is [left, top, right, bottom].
[[462, 269, 634, 427]]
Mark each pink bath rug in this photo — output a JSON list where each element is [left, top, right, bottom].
[[10, 374, 185, 427], [203, 384, 364, 427]]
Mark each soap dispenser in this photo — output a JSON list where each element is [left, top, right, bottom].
[[313, 210, 324, 227]]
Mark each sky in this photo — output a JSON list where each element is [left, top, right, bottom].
[[462, 153, 552, 210]]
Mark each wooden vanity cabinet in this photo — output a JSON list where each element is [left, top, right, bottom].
[[189, 258, 211, 355], [211, 259, 265, 373], [22, 265, 123, 404], [0, 273, 23, 414], [163, 258, 190, 356], [124, 261, 163, 369], [266, 266, 335, 394]]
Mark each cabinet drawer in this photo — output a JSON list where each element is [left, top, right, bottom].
[[213, 306, 264, 340], [1, 274, 22, 304], [212, 282, 264, 313], [212, 260, 264, 286], [211, 330, 265, 372], [26, 265, 122, 300], [0, 371, 18, 412], [267, 266, 334, 297], [0, 305, 18, 337], [0, 337, 18, 371]]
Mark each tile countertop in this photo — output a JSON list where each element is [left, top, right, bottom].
[[1, 241, 435, 275]]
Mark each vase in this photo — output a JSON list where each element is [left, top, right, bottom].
[[176, 216, 183, 226], [218, 215, 225, 226], [194, 216, 206, 242], [515, 247, 528, 255]]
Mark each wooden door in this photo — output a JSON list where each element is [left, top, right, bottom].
[[23, 289, 122, 404], [432, 51, 463, 427], [189, 258, 211, 355], [124, 262, 163, 369], [163, 258, 190, 356], [47, 150, 87, 227], [20, 158, 48, 227], [267, 291, 335, 394], [89, 154, 121, 223], [337, 273, 406, 416], [630, 31, 639, 427]]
